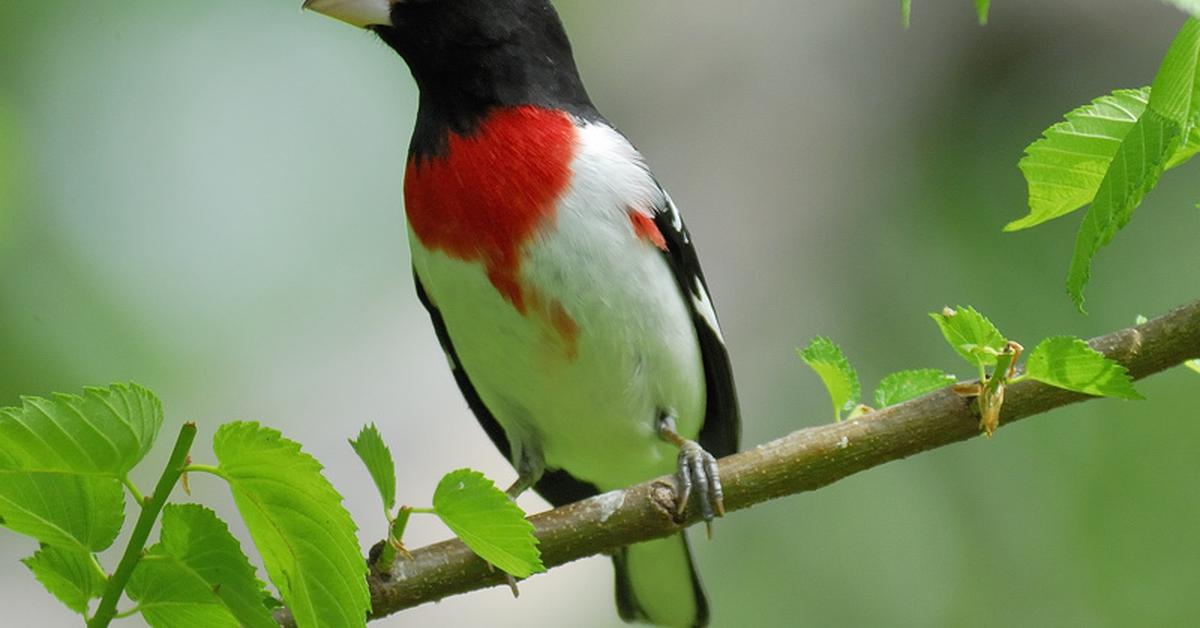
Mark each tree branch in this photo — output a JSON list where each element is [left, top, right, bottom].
[[276, 300, 1200, 626]]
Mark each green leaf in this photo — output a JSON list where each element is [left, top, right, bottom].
[[1165, 0, 1200, 17], [0, 384, 159, 554], [901, 0, 911, 28], [349, 424, 396, 513], [1148, 19, 1200, 125], [1010, 87, 1200, 232], [1187, 359, 1200, 374], [128, 504, 275, 628], [433, 469, 543, 578], [213, 422, 369, 628], [0, 383, 163, 477], [128, 556, 240, 628], [929, 306, 1007, 369], [798, 337, 861, 421], [1067, 20, 1200, 310], [975, 0, 990, 25], [22, 545, 106, 615], [1025, 336, 1143, 399], [1015, 87, 1141, 231], [874, 369, 958, 407], [1065, 108, 1183, 311], [0, 472, 124, 551], [1167, 125, 1200, 167]]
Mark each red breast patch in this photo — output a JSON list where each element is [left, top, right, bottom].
[[404, 106, 577, 313]]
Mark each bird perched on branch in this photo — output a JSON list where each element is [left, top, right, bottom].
[[303, 1, 739, 625]]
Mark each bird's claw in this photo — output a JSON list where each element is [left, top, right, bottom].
[[658, 412, 724, 535], [675, 440, 724, 533]]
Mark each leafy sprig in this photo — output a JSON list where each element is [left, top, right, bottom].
[[0, 384, 546, 627], [799, 337, 956, 422], [207, 422, 369, 628], [349, 425, 544, 580], [1010, 88, 1200, 232], [801, 306, 1140, 435], [798, 337, 861, 421], [1011, 17, 1200, 310]]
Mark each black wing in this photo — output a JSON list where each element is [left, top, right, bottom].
[[412, 268, 600, 507], [650, 189, 741, 457]]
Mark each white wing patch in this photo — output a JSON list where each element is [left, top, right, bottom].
[[662, 192, 686, 237], [691, 277, 724, 343]]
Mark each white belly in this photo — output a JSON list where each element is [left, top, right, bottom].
[[410, 123, 705, 491]]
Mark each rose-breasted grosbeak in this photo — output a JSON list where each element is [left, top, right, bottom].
[[304, 1, 739, 625]]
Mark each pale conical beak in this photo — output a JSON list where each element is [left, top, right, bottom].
[[303, 0, 393, 28]]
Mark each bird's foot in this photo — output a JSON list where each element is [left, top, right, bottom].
[[658, 414, 724, 537]]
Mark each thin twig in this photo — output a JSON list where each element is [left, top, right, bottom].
[[89, 422, 198, 628]]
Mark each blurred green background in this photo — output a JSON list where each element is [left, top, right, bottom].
[[1, 1, 1198, 626]]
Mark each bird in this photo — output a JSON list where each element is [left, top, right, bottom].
[[303, 1, 740, 626]]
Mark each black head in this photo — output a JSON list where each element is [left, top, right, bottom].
[[305, 0, 598, 153]]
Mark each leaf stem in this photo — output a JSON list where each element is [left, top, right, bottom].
[[87, 422, 198, 628], [391, 506, 415, 541], [88, 552, 108, 582], [408, 507, 436, 515], [183, 463, 228, 479], [112, 605, 141, 619], [120, 475, 145, 505]]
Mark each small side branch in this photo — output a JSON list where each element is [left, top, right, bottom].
[[275, 300, 1200, 626], [90, 422, 198, 628]]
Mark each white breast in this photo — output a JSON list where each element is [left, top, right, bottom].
[[410, 120, 705, 491]]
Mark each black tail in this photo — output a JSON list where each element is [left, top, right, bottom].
[[613, 533, 708, 627]]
